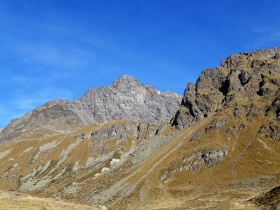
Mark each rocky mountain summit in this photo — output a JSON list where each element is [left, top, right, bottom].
[[70, 75, 181, 124], [0, 46, 280, 209], [0, 76, 181, 143], [173, 46, 280, 129]]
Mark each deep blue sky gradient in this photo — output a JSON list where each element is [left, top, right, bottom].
[[1, 0, 280, 127]]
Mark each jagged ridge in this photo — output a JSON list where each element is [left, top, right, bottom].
[[0, 76, 181, 143], [173, 46, 280, 129], [70, 75, 181, 124]]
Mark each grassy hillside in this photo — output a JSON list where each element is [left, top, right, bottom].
[[0, 47, 279, 209]]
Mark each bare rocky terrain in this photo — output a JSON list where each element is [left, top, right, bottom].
[[71, 75, 182, 124], [0, 46, 280, 209], [0, 76, 181, 144]]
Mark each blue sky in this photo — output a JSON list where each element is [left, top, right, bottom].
[[0, 0, 280, 128]]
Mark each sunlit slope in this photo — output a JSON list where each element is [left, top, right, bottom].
[[0, 120, 175, 206], [0, 46, 279, 209]]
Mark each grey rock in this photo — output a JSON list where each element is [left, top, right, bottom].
[[224, 128, 237, 137], [235, 124, 248, 131], [173, 66, 229, 129], [207, 118, 228, 130], [257, 77, 279, 100], [250, 46, 280, 59], [74, 133, 90, 141], [70, 75, 181, 124], [271, 78, 280, 86], [100, 205, 108, 210], [190, 132, 203, 141], [172, 82, 203, 128], [173, 46, 280, 129], [160, 149, 227, 181], [0, 76, 181, 143], [90, 121, 169, 156], [234, 107, 243, 117], [221, 53, 248, 69], [90, 121, 166, 142], [246, 104, 263, 118], [269, 96, 280, 120], [221, 46, 280, 69], [199, 150, 228, 167], [239, 70, 252, 85], [259, 125, 280, 141], [228, 70, 243, 91]]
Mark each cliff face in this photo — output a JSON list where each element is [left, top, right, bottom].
[[173, 46, 280, 129], [0, 76, 181, 143]]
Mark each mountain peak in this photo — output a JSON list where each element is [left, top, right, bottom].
[[173, 46, 280, 129], [72, 75, 182, 124], [0, 75, 182, 142], [112, 75, 141, 90]]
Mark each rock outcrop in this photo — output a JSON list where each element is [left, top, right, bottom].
[[89, 120, 169, 156], [173, 46, 280, 129], [0, 76, 181, 143], [160, 149, 228, 182]]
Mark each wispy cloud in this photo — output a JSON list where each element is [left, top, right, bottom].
[[245, 26, 280, 49], [10, 43, 96, 69]]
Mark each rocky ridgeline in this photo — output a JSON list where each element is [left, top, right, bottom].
[[0, 76, 181, 143], [70, 75, 181, 124], [173, 46, 280, 129], [0, 100, 85, 142]]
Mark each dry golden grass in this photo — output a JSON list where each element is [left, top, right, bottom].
[[0, 190, 99, 210], [0, 54, 279, 209]]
